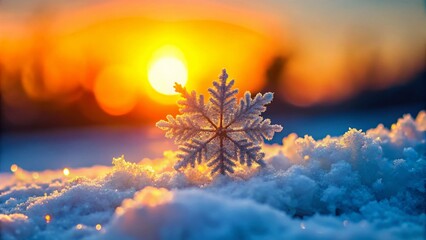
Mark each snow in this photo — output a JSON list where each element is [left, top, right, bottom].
[[1, 111, 425, 239]]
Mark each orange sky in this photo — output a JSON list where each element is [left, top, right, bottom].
[[0, 0, 425, 120]]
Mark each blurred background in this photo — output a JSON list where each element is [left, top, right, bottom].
[[1, 0, 425, 172]]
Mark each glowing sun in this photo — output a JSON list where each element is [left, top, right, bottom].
[[148, 54, 188, 95]]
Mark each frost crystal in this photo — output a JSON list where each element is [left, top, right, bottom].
[[156, 69, 282, 175]]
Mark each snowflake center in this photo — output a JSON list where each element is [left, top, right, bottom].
[[217, 127, 227, 137]]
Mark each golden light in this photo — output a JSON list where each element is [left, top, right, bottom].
[[115, 207, 125, 216], [10, 164, 18, 173], [95, 224, 102, 231], [76, 224, 83, 230], [32, 172, 40, 179], [148, 46, 188, 95], [45, 214, 51, 223], [63, 168, 70, 176], [135, 186, 173, 207]]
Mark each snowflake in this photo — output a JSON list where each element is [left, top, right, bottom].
[[156, 69, 283, 175]]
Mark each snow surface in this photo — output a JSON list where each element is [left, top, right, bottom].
[[0, 111, 425, 240]]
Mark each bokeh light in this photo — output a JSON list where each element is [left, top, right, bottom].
[[63, 168, 70, 176], [45, 214, 51, 223], [95, 224, 102, 231], [10, 164, 18, 173]]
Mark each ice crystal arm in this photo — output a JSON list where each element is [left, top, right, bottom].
[[174, 83, 217, 128], [207, 147, 236, 175], [156, 115, 214, 143], [235, 118, 283, 144], [226, 137, 266, 167], [226, 91, 274, 128], [208, 69, 238, 125], [174, 136, 216, 170]]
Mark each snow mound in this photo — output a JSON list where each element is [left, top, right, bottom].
[[100, 187, 416, 240], [0, 111, 425, 239]]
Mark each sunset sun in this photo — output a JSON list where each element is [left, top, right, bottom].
[[148, 49, 188, 95]]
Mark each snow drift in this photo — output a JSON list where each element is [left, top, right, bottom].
[[0, 111, 425, 240]]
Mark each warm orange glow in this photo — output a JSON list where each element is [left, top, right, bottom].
[[148, 46, 188, 95], [136, 186, 173, 207], [0, 4, 279, 121], [45, 214, 51, 223], [1, 0, 422, 122], [76, 224, 83, 230], [10, 164, 18, 173], [32, 172, 40, 179], [94, 66, 139, 116], [63, 168, 70, 176]]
